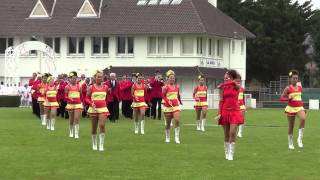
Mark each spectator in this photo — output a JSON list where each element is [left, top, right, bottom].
[[150, 71, 165, 120], [105, 73, 120, 123]]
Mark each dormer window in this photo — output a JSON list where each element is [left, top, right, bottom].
[[29, 0, 49, 18], [77, 0, 98, 18]]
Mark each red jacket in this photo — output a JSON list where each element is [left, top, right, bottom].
[[57, 81, 68, 101], [30, 79, 40, 99], [120, 79, 133, 101], [81, 83, 88, 104], [105, 80, 120, 102], [150, 78, 164, 99]]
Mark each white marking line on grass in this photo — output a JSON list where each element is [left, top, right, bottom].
[[183, 124, 288, 128]]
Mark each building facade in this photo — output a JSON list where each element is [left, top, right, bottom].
[[0, 0, 254, 100]]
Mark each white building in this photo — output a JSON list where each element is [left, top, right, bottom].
[[0, 0, 254, 99]]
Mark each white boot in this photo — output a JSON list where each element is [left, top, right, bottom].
[[74, 124, 80, 139], [50, 119, 55, 131], [140, 120, 145, 135], [237, 125, 244, 138], [201, 119, 206, 132], [92, 134, 98, 150], [46, 119, 51, 130], [69, 125, 74, 138], [41, 115, 46, 126], [196, 120, 201, 131], [297, 128, 304, 148], [165, 129, 170, 143], [175, 127, 180, 144], [134, 122, 139, 134], [224, 142, 230, 160], [228, 143, 235, 161], [99, 133, 105, 151], [288, 134, 294, 150]]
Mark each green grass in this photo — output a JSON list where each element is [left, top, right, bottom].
[[0, 108, 320, 180]]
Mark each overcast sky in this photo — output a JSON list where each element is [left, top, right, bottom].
[[297, 0, 320, 9]]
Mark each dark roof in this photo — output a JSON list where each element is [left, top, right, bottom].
[[40, 0, 55, 15], [104, 66, 226, 79], [0, 0, 255, 38], [88, 0, 101, 15]]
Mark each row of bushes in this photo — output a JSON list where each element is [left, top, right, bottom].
[[0, 96, 20, 107]]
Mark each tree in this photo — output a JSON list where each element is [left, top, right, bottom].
[[218, 0, 314, 85]]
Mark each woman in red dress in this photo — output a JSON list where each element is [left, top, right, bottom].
[[217, 69, 243, 161], [236, 74, 246, 138], [193, 75, 208, 132], [280, 70, 306, 149], [44, 75, 59, 131], [37, 73, 49, 126], [131, 73, 148, 135], [86, 71, 110, 151], [163, 70, 183, 144], [65, 71, 83, 139]]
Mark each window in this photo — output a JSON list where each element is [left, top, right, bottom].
[[241, 41, 245, 55], [208, 38, 215, 57], [181, 37, 194, 54], [44, 37, 60, 54], [117, 37, 134, 55], [92, 37, 109, 55], [217, 39, 223, 58], [29, 0, 49, 18], [0, 38, 13, 54], [148, 36, 173, 55], [160, 0, 172, 4], [149, 37, 157, 54], [137, 0, 148, 5], [30, 37, 37, 55], [77, 0, 97, 17], [231, 40, 235, 54], [68, 37, 85, 55], [196, 37, 206, 55]]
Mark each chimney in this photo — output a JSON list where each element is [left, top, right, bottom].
[[208, 0, 217, 7]]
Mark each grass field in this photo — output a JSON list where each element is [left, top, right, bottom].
[[0, 108, 319, 180]]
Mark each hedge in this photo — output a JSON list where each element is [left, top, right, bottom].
[[0, 96, 20, 107]]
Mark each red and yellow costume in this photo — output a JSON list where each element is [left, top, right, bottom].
[[87, 84, 110, 116], [44, 85, 59, 108], [65, 84, 83, 111], [238, 87, 246, 111], [284, 85, 304, 116], [193, 85, 208, 109], [218, 81, 243, 125], [162, 84, 181, 114], [131, 83, 148, 109], [37, 82, 47, 103]]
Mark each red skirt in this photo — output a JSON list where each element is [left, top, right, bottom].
[[219, 109, 243, 125]]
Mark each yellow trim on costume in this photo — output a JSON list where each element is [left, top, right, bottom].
[[37, 97, 45, 102], [88, 107, 109, 114], [238, 92, 244, 100], [163, 106, 180, 113], [240, 105, 246, 110], [131, 102, 147, 108], [44, 101, 59, 107], [46, 90, 57, 97], [69, 91, 80, 99], [285, 106, 304, 113], [134, 90, 144, 97], [289, 92, 302, 101], [91, 92, 106, 101], [167, 92, 177, 100], [66, 104, 83, 110], [39, 88, 46, 95], [196, 91, 207, 97], [194, 101, 208, 107]]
